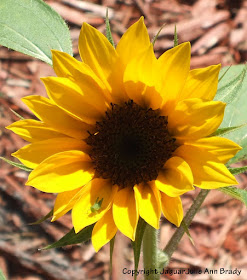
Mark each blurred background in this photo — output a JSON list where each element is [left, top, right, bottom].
[[0, 0, 247, 279]]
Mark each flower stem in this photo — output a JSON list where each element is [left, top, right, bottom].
[[143, 224, 160, 280], [163, 189, 210, 260]]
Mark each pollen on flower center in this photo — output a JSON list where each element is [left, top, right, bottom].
[[86, 100, 177, 188]]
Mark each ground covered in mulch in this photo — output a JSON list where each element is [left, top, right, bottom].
[[0, 0, 247, 279]]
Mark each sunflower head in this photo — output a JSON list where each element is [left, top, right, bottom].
[[7, 17, 241, 251], [86, 100, 177, 188]]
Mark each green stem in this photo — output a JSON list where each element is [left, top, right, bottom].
[[143, 224, 160, 280], [163, 189, 210, 260]]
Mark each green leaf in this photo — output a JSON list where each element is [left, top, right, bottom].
[[174, 25, 178, 47], [0, 269, 6, 280], [105, 8, 115, 48], [109, 235, 115, 274], [215, 64, 247, 164], [228, 166, 247, 175], [131, 218, 146, 280], [181, 220, 194, 246], [0, 157, 32, 172], [40, 225, 94, 250], [29, 210, 53, 225], [0, 0, 72, 65], [219, 187, 247, 207]]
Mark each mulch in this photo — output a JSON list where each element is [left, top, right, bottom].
[[0, 0, 247, 279]]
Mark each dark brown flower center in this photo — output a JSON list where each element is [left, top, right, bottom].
[[86, 100, 177, 188]]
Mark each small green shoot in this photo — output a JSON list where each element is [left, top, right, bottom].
[[152, 23, 166, 46], [105, 8, 115, 48], [0, 157, 33, 172], [218, 65, 232, 83], [174, 25, 178, 47], [29, 209, 53, 225], [9, 108, 25, 120]]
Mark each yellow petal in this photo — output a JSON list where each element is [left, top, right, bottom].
[[79, 22, 117, 83], [92, 209, 117, 252], [174, 145, 238, 188], [155, 156, 194, 197], [113, 187, 138, 241], [143, 86, 163, 109], [6, 119, 65, 142], [168, 98, 226, 142], [26, 150, 94, 193], [185, 137, 242, 164], [79, 22, 127, 103], [160, 193, 183, 227], [52, 49, 86, 78], [12, 137, 89, 169], [52, 187, 83, 221], [51, 50, 111, 102], [158, 42, 191, 106], [72, 179, 117, 233], [134, 182, 161, 229], [124, 45, 162, 109], [123, 80, 146, 107], [124, 44, 157, 87], [116, 17, 150, 66], [22, 96, 92, 139], [41, 77, 106, 124], [179, 64, 221, 101]]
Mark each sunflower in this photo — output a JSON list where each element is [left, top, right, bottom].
[[7, 17, 241, 251]]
